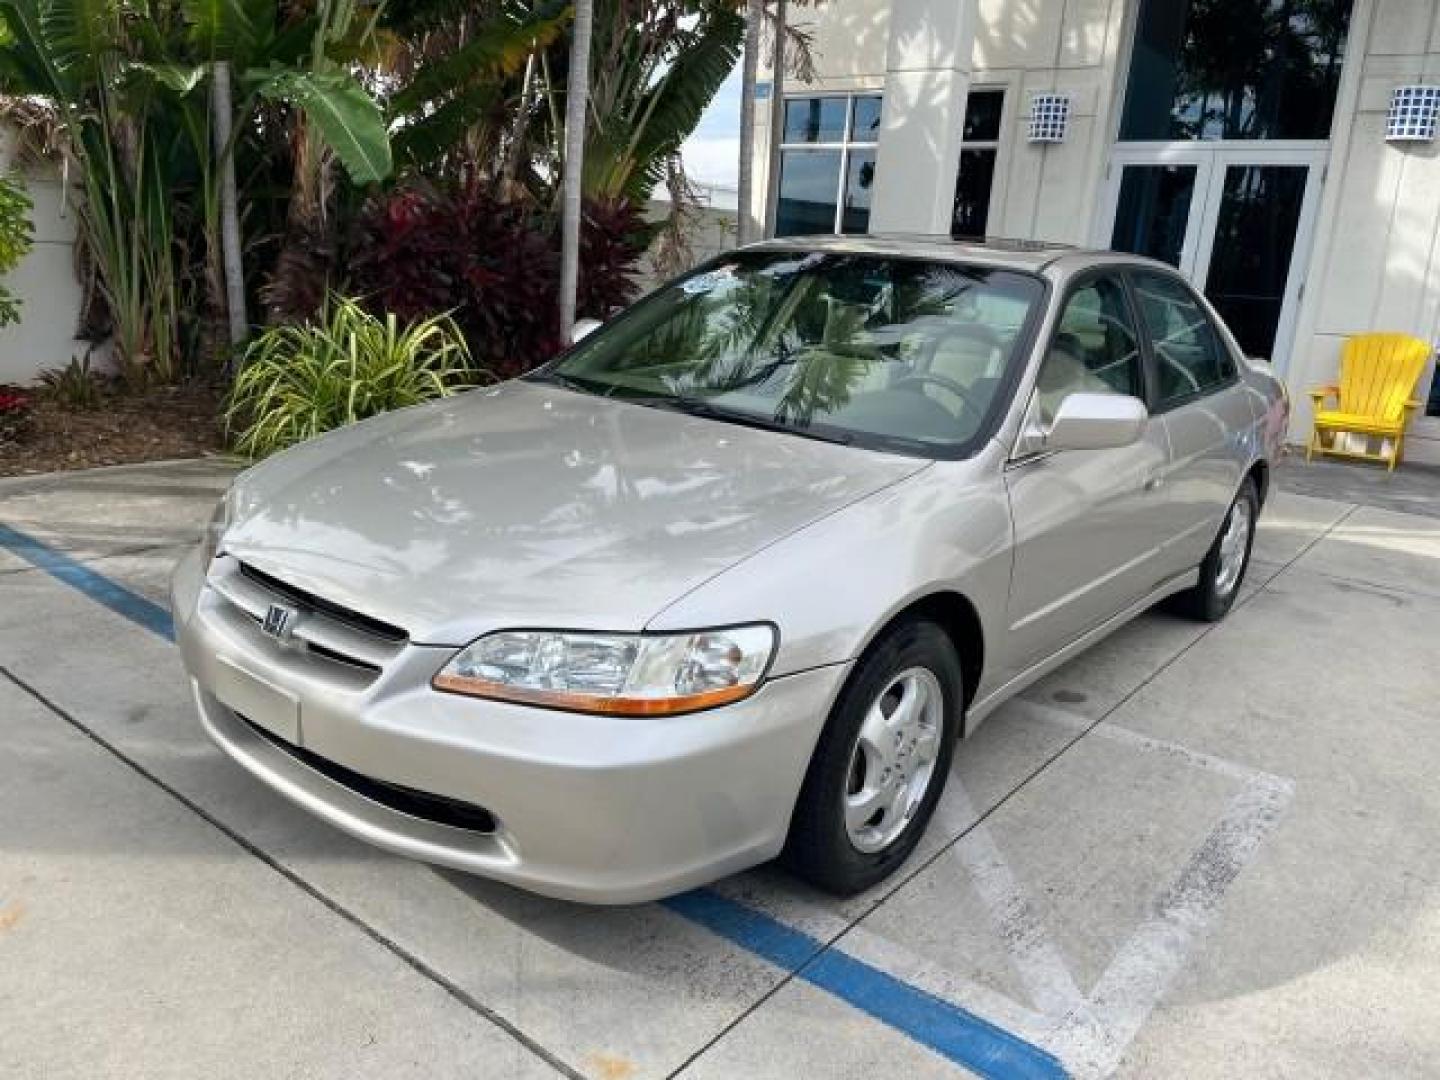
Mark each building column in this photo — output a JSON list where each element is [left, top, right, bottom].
[[869, 0, 978, 235]]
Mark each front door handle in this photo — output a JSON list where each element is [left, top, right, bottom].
[[1144, 474, 1165, 493]]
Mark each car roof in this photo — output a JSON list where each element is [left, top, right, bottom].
[[741, 233, 1173, 277]]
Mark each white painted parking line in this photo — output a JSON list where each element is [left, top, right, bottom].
[[772, 699, 1299, 1079], [1016, 699, 1274, 785], [1045, 770, 1294, 1078], [934, 785, 1089, 1020]]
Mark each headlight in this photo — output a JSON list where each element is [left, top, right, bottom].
[[432, 625, 777, 715], [200, 496, 232, 565]]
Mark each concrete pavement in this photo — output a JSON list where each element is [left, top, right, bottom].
[[2, 455, 1438, 1078]]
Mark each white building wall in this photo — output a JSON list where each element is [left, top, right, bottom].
[[974, 0, 1130, 246], [748, 0, 1132, 245], [746, 4, 889, 238], [1287, 0, 1440, 463], [868, 0, 978, 234], [0, 131, 87, 385]]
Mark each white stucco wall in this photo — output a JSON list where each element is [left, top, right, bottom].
[[747, 0, 1132, 245], [972, 0, 1130, 247], [0, 132, 87, 385], [1287, 0, 1440, 463]]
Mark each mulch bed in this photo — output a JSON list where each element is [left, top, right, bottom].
[[0, 382, 227, 478]]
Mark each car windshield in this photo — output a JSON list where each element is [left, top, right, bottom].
[[540, 250, 1045, 456]]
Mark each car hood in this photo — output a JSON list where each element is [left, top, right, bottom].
[[223, 380, 927, 644]]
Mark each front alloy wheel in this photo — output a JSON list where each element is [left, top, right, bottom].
[[844, 668, 944, 853], [786, 618, 962, 895]]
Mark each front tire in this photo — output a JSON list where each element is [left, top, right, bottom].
[[1171, 477, 1258, 622], [784, 618, 962, 895]]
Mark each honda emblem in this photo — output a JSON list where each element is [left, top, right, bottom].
[[261, 603, 297, 643]]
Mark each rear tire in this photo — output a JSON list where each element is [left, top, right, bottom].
[[784, 618, 962, 896], [1170, 477, 1258, 622]]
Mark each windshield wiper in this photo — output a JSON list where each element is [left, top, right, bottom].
[[526, 369, 624, 398], [650, 395, 854, 446]]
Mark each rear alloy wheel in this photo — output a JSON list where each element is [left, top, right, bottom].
[[785, 619, 962, 895], [1171, 477, 1258, 622]]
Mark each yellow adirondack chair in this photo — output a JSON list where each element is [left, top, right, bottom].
[[1307, 333, 1433, 471]]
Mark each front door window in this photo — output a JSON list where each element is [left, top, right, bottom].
[[1035, 276, 1143, 424]]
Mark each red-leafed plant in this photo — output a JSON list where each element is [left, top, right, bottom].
[[346, 181, 649, 379], [577, 198, 650, 322], [0, 387, 33, 444]]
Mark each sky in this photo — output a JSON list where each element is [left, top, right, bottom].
[[680, 67, 743, 189]]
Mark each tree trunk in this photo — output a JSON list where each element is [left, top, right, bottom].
[[736, 0, 762, 245], [212, 60, 247, 350], [557, 0, 594, 344], [764, 0, 786, 237], [501, 52, 536, 199]]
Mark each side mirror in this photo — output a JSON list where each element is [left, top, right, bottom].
[[1045, 392, 1148, 452], [571, 318, 603, 343]]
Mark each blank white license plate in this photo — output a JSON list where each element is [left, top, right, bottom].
[[211, 658, 300, 744]]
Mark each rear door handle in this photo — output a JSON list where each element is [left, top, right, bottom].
[[1144, 474, 1165, 492]]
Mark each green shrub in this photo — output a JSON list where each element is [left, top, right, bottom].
[[39, 354, 106, 411], [0, 173, 34, 328], [225, 296, 478, 458]]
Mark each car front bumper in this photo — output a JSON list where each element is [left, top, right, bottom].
[[171, 546, 848, 904]]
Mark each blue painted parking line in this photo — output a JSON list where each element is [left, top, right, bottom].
[[664, 890, 1068, 1080], [1, 520, 1067, 1079], [0, 524, 175, 641]]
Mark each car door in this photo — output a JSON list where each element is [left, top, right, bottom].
[[1003, 271, 1173, 678], [1128, 269, 1252, 576]]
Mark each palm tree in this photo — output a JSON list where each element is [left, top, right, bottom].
[[736, 0, 762, 244], [558, 0, 594, 342], [577, 2, 742, 206], [765, 0, 786, 237], [0, 0, 394, 375], [212, 61, 246, 347]]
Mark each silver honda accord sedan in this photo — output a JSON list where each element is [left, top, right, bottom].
[[172, 236, 1288, 903]]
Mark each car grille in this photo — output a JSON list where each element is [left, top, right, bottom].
[[208, 557, 408, 681], [239, 714, 498, 834], [237, 562, 407, 642]]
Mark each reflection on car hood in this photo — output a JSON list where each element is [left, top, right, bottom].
[[223, 381, 928, 644]]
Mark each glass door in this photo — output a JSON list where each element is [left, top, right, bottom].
[[1101, 146, 1325, 374], [1106, 155, 1212, 275], [1192, 158, 1317, 368]]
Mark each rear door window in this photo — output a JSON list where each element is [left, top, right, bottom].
[[1131, 270, 1236, 408]]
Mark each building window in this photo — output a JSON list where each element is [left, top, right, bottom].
[[775, 94, 881, 237], [952, 89, 1004, 239], [1119, 0, 1354, 142]]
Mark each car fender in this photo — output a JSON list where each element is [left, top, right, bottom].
[[645, 442, 1015, 703]]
